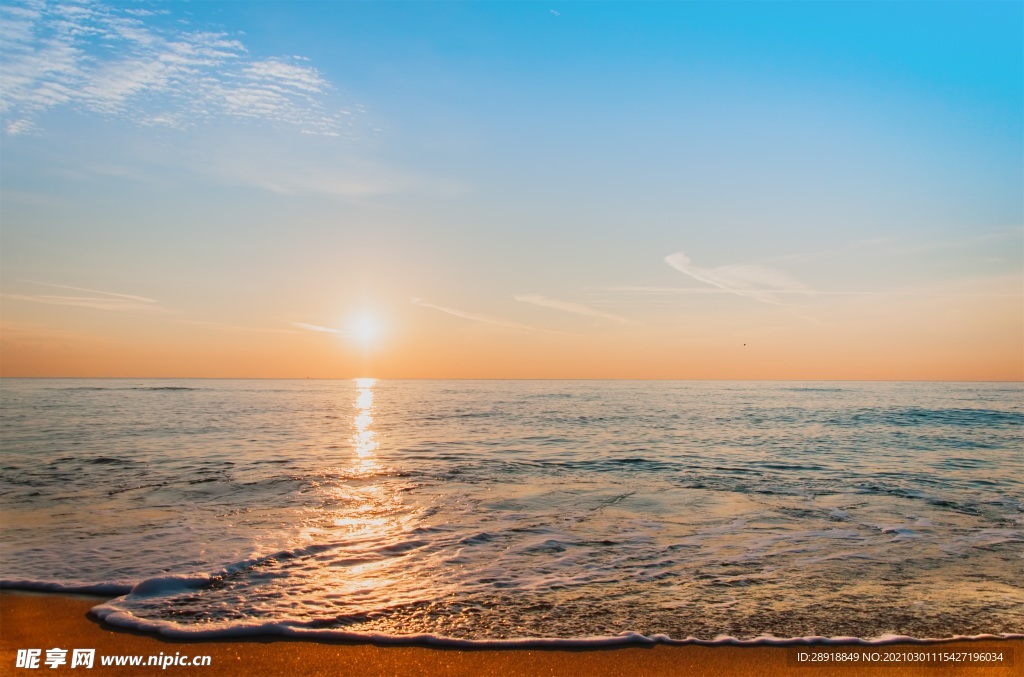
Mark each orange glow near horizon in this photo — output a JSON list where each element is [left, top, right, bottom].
[[0, 282, 1021, 381]]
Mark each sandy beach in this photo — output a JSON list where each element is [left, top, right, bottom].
[[0, 592, 1018, 676]]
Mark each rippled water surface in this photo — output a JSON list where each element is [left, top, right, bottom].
[[1, 379, 1021, 641]]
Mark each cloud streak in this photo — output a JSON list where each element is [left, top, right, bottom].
[[665, 250, 812, 305], [606, 285, 1020, 299], [411, 298, 541, 332], [0, 0, 356, 136], [2, 293, 169, 313], [514, 293, 638, 324], [18, 279, 157, 302], [162, 319, 297, 334], [288, 321, 346, 335], [2, 279, 169, 312]]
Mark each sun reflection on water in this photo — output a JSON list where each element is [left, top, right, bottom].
[[351, 378, 379, 471], [293, 378, 443, 612], [303, 378, 436, 607]]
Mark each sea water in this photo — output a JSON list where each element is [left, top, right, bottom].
[[1, 379, 1021, 644]]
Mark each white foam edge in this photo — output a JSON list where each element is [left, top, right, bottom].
[[1, 579, 133, 596], [89, 604, 1024, 648], [0, 541, 344, 600]]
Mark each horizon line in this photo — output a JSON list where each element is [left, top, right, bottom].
[[1, 376, 1021, 384]]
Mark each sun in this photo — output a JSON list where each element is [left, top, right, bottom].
[[351, 316, 378, 345]]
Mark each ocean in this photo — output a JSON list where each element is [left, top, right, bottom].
[[1, 379, 1021, 646]]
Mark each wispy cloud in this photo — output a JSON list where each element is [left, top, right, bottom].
[[760, 227, 1022, 265], [171, 319, 298, 334], [876, 226, 1023, 257], [760, 237, 896, 265], [665, 250, 812, 306], [17, 279, 157, 302], [2, 280, 169, 313], [1, 293, 169, 313], [603, 286, 730, 295], [200, 142, 458, 199], [411, 298, 541, 332], [601, 285, 1020, 299], [0, 0, 356, 136], [514, 293, 638, 324], [289, 321, 347, 335]]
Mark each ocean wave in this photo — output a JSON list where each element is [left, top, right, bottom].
[[4, 579, 1022, 646], [131, 387, 199, 391], [783, 387, 845, 393], [52, 386, 201, 392], [850, 407, 1024, 428], [84, 602, 1024, 646]]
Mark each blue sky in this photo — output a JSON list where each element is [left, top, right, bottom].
[[1, 1, 1021, 378]]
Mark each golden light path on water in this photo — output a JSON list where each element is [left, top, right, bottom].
[[352, 377, 379, 466], [304, 378, 439, 611]]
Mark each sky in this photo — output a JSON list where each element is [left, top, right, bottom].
[[1, 0, 1021, 380]]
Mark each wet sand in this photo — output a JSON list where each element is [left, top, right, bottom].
[[1, 592, 1019, 676]]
